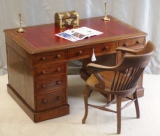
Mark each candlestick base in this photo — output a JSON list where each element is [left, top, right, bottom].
[[17, 28, 25, 33], [102, 16, 110, 21]]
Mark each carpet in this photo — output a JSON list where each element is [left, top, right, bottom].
[[0, 74, 160, 136]]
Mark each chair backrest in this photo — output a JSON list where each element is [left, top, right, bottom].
[[110, 41, 155, 92]]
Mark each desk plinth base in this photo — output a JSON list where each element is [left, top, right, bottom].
[[7, 84, 69, 123]]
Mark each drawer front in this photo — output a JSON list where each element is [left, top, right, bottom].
[[34, 63, 66, 80], [35, 75, 66, 95], [67, 42, 117, 60], [34, 50, 66, 66], [36, 91, 66, 111], [119, 37, 145, 49], [67, 45, 92, 59], [94, 42, 117, 54], [117, 37, 145, 64]]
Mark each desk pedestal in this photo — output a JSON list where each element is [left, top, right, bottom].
[[7, 84, 69, 122]]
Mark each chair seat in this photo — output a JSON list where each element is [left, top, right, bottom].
[[86, 70, 137, 96], [86, 71, 114, 89]]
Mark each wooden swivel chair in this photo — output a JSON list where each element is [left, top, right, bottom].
[[82, 41, 155, 134]]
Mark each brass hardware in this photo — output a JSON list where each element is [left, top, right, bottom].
[[17, 14, 25, 33], [66, 19, 73, 25], [102, 3, 110, 21], [57, 68, 61, 72], [55, 11, 79, 29]]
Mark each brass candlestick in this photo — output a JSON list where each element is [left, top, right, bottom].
[[17, 14, 25, 33], [102, 3, 110, 21]]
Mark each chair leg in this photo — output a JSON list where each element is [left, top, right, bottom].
[[133, 90, 140, 118], [117, 96, 122, 134], [88, 89, 93, 97], [82, 86, 89, 124]]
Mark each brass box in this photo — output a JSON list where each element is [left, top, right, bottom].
[[55, 11, 79, 29]]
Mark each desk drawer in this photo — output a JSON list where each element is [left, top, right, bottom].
[[34, 50, 66, 66], [67, 42, 117, 59], [94, 42, 117, 54], [117, 37, 145, 64], [35, 75, 66, 95], [36, 91, 66, 111], [67, 45, 92, 59], [34, 63, 66, 80], [119, 37, 145, 49]]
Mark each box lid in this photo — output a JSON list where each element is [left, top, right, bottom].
[[55, 10, 79, 20]]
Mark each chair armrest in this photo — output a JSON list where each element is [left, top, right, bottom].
[[87, 63, 117, 89], [116, 47, 139, 54], [87, 63, 109, 89], [87, 63, 117, 71]]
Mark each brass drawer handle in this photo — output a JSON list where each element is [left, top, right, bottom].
[[78, 51, 82, 55], [56, 54, 61, 58], [56, 81, 61, 85], [42, 99, 46, 103], [41, 70, 46, 74], [56, 96, 61, 100], [123, 43, 128, 47], [57, 68, 61, 72], [41, 84, 46, 88], [41, 57, 46, 60]]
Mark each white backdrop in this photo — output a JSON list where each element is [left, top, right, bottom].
[[0, 0, 160, 74]]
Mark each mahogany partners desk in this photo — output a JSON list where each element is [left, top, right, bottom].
[[4, 16, 146, 122]]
